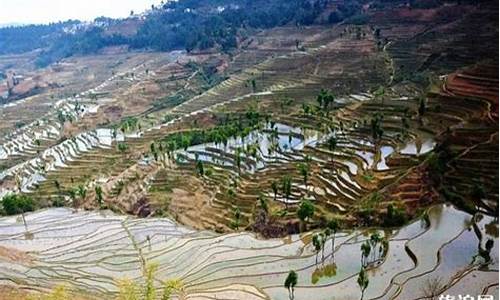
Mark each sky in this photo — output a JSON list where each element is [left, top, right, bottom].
[[0, 0, 160, 25]]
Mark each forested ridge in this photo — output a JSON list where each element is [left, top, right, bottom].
[[0, 0, 366, 67], [2, 0, 477, 67]]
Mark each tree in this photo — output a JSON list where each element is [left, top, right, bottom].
[[326, 136, 337, 152], [95, 185, 103, 207], [77, 185, 87, 200], [370, 114, 384, 142], [1, 194, 35, 232], [324, 228, 331, 259], [258, 193, 268, 214], [370, 232, 382, 261], [196, 160, 204, 176], [297, 199, 315, 231], [117, 143, 128, 153], [232, 206, 241, 230], [361, 241, 371, 267], [326, 136, 337, 170], [317, 89, 335, 112], [271, 180, 278, 201], [69, 188, 78, 208], [282, 175, 292, 209], [327, 219, 339, 260], [357, 267, 369, 300], [312, 234, 322, 264], [284, 270, 298, 300], [317, 89, 327, 108], [418, 97, 426, 117], [297, 162, 310, 189], [235, 147, 242, 174], [422, 276, 444, 300], [251, 79, 256, 92]]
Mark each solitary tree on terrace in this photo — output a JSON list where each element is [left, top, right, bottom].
[[258, 193, 269, 214], [282, 175, 292, 209], [312, 233, 322, 264], [326, 135, 338, 170], [361, 241, 371, 267], [297, 199, 315, 231], [232, 206, 241, 230], [235, 147, 242, 174], [418, 97, 426, 117], [271, 180, 279, 201], [95, 185, 103, 207], [357, 267, 369, 300], [284, 270, 298, 300], [297, 162, 310, 189], [196, 160, 204, 176], [327, 219, 339, 261], [370, 232, 382, 261]]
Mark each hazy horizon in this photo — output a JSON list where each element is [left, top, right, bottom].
[[0, 0, 161, 25]]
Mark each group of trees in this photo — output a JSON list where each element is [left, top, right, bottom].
[[133, 0, 330, 52], [160, 113, 264, 159], [360, 232, 386, 267], [0, 21, 79, 55]]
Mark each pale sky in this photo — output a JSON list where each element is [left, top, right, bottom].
[[0, 0, 160, 25]]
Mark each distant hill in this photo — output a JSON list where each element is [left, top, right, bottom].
[[0, 0, 488, 68], [0, 22, 27, 28]]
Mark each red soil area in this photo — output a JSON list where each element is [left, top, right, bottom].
[[443, 65, 499, 119]]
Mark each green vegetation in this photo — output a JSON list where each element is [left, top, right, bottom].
[[1, 0, 364, 67], [1, 194, 35, 216], [116, 263, 184, 300], [297, 199, 315, 231], [357, 267, 369, 300], [284, 270, 298, 300]]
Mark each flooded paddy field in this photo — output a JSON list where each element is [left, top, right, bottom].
[[0, 204, 496, 299]]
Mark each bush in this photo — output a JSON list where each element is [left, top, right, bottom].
[[1, 194, 35, 215], [383, 204, 407, 227]]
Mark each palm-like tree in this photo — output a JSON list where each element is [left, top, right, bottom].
[[271, 181, 278, 201], [326, 136, 337, 152], [370, 233, 382, 261], [282, 175, 292, 209], [326, 136, 337, 172], [284, 270, 298, 300], [361, 241, 371, 267], [312, 234, 322, 264], [320, 232, 326, 262], [327, 219, 339, 261], [357, 267, 369, 300], [297, 162, 310, 190], [235, 147, 242, 174], [233, 206, 241, 230], [258, 193, 268, 214]]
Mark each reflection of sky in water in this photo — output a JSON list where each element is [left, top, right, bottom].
[[181, 123, 318, 171], [401, 138, 435, 155], [376, 145, 394, 171]]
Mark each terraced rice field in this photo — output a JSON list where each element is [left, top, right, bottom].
[[0, 3, 498, 298], [0, 204, 496, 300]]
